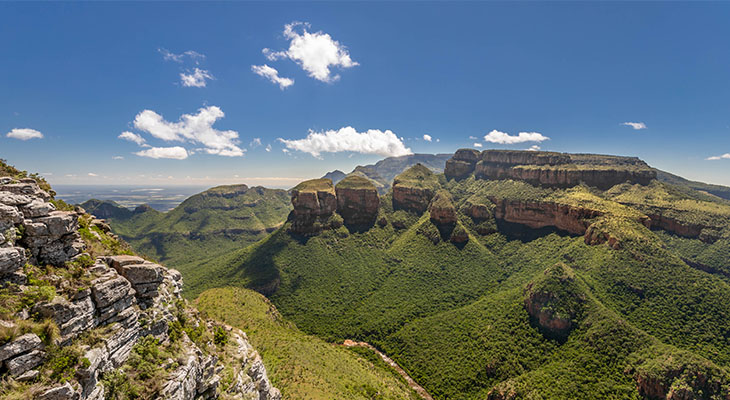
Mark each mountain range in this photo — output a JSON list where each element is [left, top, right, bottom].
[[73, 150, 730, 399]]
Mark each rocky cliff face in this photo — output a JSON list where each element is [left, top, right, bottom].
[[490, 198, 603, 235], [335, 176, 379, 226], [446, 149, 657, 190], [444, 149, 480, 180], [289, 179, 338, 234], [428, 191, 457, 226], [0, 175, 280, 400], [392, 164, 440, 213]]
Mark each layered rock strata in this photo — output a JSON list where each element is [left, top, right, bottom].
[[392, 164, 439, 213], [289, 179, 338, 234], [0, 176, 280, 400], [445, 149, 656, 190], [335, 176, 380, 226]]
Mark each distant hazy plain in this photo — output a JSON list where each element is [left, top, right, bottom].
[[54, 185, 209, 211]]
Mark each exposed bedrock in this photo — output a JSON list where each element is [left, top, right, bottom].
[[475, 164, 656, 190], [429, 190, 457, 226], [335, 176, 380, 226], [444, 148, 481, 180], [289, 178, 338, 234], [490, 198, 602, 235], [392, 164, 440, 213], [524, 263, 585, 342], [445, 149, 657, 189]]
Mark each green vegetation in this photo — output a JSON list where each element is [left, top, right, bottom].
[[81, 184, 292, 282], [350, 153, 451, 192], [196, 287, 420, 400], [393, 163, 440, 190], [655, 168, 730, 201], [335, 175, 376, 190], [185, 168, 730, 399], [292, 178, 334, 192], [0, 158, 54, 196]]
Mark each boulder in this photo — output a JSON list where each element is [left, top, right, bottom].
[[114, 263, 165, 285], [335, 176, 380, 226], [91, 274, 134, 309], [6, 349, 46, 376], [0, 333, 42, 363], [0, 247, 26, 276], [37, 382, 80, 400], [105, 255, 145, 270], [19, 199, 55, 218]]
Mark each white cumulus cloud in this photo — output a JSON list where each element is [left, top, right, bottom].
[[263, 22, 358, 83], [474, 143, 483, 148], [135, 146, 189, 160], [180, 68, 214, 88], [483, 130, 550, 144], [279, 126, 412, 158], [265, 144, 272, 152], [250, 138, 262, 147], [621, 122, 647, 130], [6, 128, 43, 140], [707, 153, 730, 161], [88, 173, 98, 177], [112, 156, 124, 160], [118, 131, 147, 146], [423, 134, 432, 142], [251, 65, 294, 89], [527, 145, 541, 151], [132, 106, 244, 157]]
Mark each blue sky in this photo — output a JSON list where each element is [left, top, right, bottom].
[[1, 2, 730, 188]]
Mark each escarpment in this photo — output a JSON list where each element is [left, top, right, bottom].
[[446, 149, 656, 190], [0, 174, 280, 400]]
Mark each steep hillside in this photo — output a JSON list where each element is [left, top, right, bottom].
[[655, 168, 730, 201], [196, 287, 421, 400], [0, 162, 280, 400], [189, 149, 730, 399], [82, 184, 292, 280], [330, 153, 452, 194]]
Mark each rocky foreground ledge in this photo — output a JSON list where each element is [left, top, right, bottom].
[[0, 175, 280, 400]]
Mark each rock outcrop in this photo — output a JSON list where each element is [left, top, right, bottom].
[[335, 176, 380, 226], [429, 191, 457, 226], [1, 178, 84, 267], [491, 198, 603, 235], [445, 149, 657, 190], [392, 164, 440, 213], [1, 178, 84, 284], [0, 175, 280, 400], [628, 347, 730, 400], [289, 178, 338, 234], [444, 149, 480, 180], [524, 263, 585, 342]]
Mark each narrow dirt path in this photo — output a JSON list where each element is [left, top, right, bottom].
[[343, 340, 434, 400]]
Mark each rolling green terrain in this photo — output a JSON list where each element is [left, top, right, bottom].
[[183, 155, 730, 399], [81, 184, 292, 280], [196, 287, 420, 400]]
